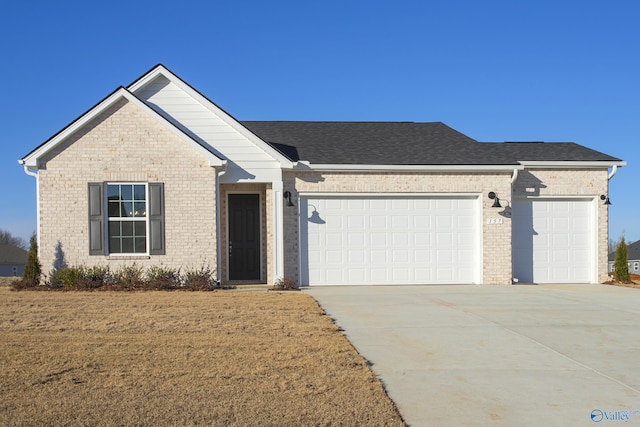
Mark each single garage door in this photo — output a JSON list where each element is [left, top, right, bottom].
[[512, 199, 594, 283], [300, 195, 480, 286]]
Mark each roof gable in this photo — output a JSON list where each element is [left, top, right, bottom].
[[20, 86, 224, 168], [128, 65, 293, 169]]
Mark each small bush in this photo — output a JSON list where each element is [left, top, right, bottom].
[[146, 266, 181, 290], [614, 237, 630, 282], [184, 265, 217, 291], [272, 277, 299, 291], [49, 267, 84, 288], [22, 233, 41, 286], [113, 264, 145, 289], [78, 266, 109, 289], [11, 279, 37, 291]]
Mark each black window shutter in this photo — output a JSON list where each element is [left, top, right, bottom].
[[148, 183, 165, 255], [88, 183, 104, 255]]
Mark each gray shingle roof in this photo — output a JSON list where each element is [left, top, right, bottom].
[[0, 245, 27, 265], [241, 121, 621, 165], [608, 240, 640, 262]]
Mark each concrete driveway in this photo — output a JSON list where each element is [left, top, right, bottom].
[[305, 284, 640, 427]]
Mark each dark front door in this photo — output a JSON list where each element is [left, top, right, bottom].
[[228, 194, 261, 281]]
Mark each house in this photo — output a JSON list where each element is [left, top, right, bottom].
[[19, 65, 625, 286], [0, 245, 27, 277], [608, 240, 640, 275]]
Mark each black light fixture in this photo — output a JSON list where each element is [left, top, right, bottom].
[[283, 191, 294, 207], [600, 194, 611, 205], [488, 192, 502, 208]]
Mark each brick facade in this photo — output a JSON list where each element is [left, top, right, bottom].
[[283, 170, 514, 285], [31, 96, 612, 286], [282, 168, 610, 285], [37, 99, 218, 277], [513, 168, 610, 283]]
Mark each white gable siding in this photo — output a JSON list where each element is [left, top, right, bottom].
[[134, 76, 281, 182]]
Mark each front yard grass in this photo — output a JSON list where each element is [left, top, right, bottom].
[[0, 287, 404, 426]]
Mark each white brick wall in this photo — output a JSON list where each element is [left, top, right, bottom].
[[35, 99, 611, 286], [37, 99, 218, 276], [513, 168, 609, 283], [283, 168, 611, 285], [283, 171, 514, 285]]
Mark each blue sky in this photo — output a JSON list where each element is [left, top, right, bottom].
[[1, 0, 638, 244]]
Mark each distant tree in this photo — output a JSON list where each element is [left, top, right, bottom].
[[614, 236, 630, 282], [0, 228, 27, 249], [608, 238, 617, 255], [22, 233, 41, 285]]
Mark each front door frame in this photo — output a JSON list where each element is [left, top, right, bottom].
[[226, 191, 264, 282]]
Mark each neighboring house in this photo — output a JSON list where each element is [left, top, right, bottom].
[[19, 65, 625, 286], [608, 240, 640, 275], [0, 245, 27, 277]]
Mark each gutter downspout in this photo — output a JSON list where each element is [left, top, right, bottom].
[[20, 162, 40, 258], [215, 161, 228, 285], [510, 168, 519, 185], [607, 165, 618, 181], [510, 168, 518, 285]]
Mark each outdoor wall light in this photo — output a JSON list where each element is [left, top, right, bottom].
[[488, 192, 502, 208], [283, 191, 295, 207], [600, 194, 612, 205]]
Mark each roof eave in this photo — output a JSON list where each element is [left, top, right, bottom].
[[519, 160, 626, 168], [295, 162, 524, 172]]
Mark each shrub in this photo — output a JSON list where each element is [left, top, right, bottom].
[[78, 266, 109, 289], [49, 267, 84, 288], [146, 266, 181, 290], [112, 264, 145, 288], [184, 265, 217, 291], [272, 277, 299, 291], [614, 237, 630, 282]]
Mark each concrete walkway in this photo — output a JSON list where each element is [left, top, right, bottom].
[[305, 284, 640, 427]]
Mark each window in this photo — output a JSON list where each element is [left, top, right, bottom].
[[107, 184, 147, 254], [88, 182, 165, 256]]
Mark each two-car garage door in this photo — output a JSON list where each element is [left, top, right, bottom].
[[299, 196, 480, 286]]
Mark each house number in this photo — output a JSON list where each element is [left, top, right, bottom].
[[487, 218, 503, 224]]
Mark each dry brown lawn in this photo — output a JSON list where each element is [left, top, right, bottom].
[[0, 286, 404, 426]]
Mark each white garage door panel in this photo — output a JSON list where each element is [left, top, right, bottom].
[[513, 199, 593, 284], [300, 196, 479, 285]]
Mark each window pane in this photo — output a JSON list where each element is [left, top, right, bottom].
[[108, 200, 122, 217], [107, 185, 120, 199], [123, 202, 134, 217], [108, 222, 122, 254], [122, 221, 133, 236], [121, 237, 134, 254], [134, 185, 146, 201], [134, 202, 146, 217], [134, 221, 146, 235], [121, 185, 133, 201], [135, 237, 146, 253], [134, 222, 146, 253]]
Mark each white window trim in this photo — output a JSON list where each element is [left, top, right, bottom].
[[106, 182, 150, 256]]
